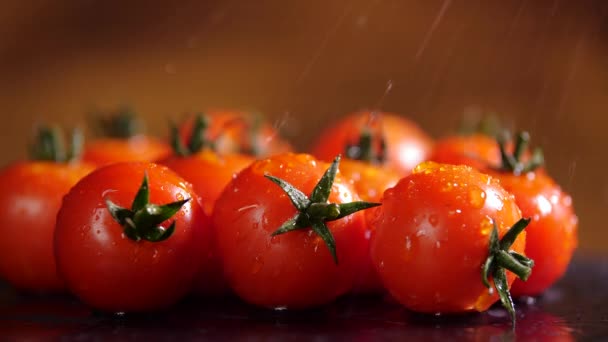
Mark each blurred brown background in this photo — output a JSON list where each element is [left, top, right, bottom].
[[1, 0, 606, 253]]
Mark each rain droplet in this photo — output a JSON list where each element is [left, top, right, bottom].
[[480, 216, 494, 236], [251, 256, 264, 274], [468, 186, 486, 209], [176, 193, 185, 201], [405, 236, 412, 250]]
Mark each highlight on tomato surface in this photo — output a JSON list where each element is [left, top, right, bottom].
[[0, 126, 94, 293], [54, 162, 210, 313], [371, 161, 533, 326], [212, 153, 380, 309]]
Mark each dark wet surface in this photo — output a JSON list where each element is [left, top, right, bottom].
[[0, 254, 605, 341]]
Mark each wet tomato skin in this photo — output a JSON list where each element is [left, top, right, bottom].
[[212, 153, 368, 309], [492, 171, 578, 297], [339, 159, 401, 293], [371, 162, 526, 314], [0, 162, 94, 293], [311, 111, 434, 175], [160, 150, 254, 296], [54, 162, 210, 312]]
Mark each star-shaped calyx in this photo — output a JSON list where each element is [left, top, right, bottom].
[[496, 131, 544, 175], [105, 173, 190, 242], [265, 155, 381, 264], [482, 218, 534, 327]]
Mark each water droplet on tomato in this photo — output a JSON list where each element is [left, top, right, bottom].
[[405, 236, 412, 250], [273, 306, 288, 311], [176, 193, 184, 201], [251, 255, 264, 274], [468, 186, 486, 209], [480, 216, 494, 236]]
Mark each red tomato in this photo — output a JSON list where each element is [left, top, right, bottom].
[[483, 132, 577, 297], [82, 137, 171, 167], [0, 162, 93, 293], [161, 150, 254, 296], [178, 110, 292, 157], [54, 162, 210, 312], [339, 159, 401, 293], [311, 111, 433, 175], [212, 153, 378, 309], [163, 115, 256, 296], [429, 134, 502, 171], [82, 109, 171, 166], [371, 162, 531, 324]]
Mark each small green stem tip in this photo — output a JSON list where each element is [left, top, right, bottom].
[[481, 217, 533, 327], [265, 155, 380, 264], [170, 114, 216, 157], [345, 112, 386, 164], [29, 125, 83, 163], [93, 107, 142, 139], [105, 172, 190, 242]]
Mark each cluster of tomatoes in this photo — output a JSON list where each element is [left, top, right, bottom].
[[0, 109, 577, 326]]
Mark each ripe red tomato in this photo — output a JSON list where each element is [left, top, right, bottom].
[[339, 159, 401, 293], [371, 162, 531, 324], [212, 153, 378, 309], [0, 162, 93, 293], [177, 110, 292, 157], [82, 109, 171, 166], [311, 111, 433, 175], [483, 132, 577, 297], [54, 162, 210, 312], [429, 134, 502, 171], [162, 115, 255, 296], [0, 126, 94, 293]]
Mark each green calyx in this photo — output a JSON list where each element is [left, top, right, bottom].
[[29, 125, 83, 163], [458, 113, 503, 138], [496, 131, 544, 175], [93, 107, 142, 139], [265, 155, 381, 264], [481, 218, 534, 327], [344, 113, 386, 164], [105, 173, 190, 242], [170, 114, 216, 157]]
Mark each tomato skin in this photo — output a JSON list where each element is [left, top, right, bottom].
[[160, 151, 254, 296], [178, 110, 293, 157], [371, 162, 526, 314], [490, 171, 578, 297], [82, 136, 172, 167], [54, 162, 210, 312], [429, 134, 501, 171], [0, 162, 94, 293], [212, 153, 368, 309], [339, 159, 401, 293], [311, 111, 433, 175]]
